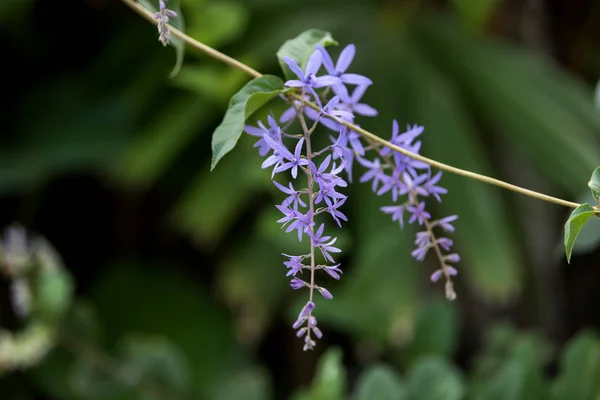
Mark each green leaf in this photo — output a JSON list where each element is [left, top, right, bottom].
[[407, 300, 459, 363], [588, 167, 600, 201], [564, 203, 596, 263], [450, 0, 499, 31], [33, 264, 74, 323], [407, 356, 464, 400], [308, 348, 346, 400], [556, 192, 600, 258], [210, 75, 285, 170], [137, 0, 185, 78], [90, 262, 238, 397], [552, 330, 600, 400], [469, 326, 551, 400], [119, 334, 191, 394], [276, 29, 337, 81], [354, 365, 408, 400], [209, 367, 273, 400], [68, 358, 134, 400]]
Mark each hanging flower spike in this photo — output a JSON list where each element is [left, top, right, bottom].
[[153, 0, 177, 46]]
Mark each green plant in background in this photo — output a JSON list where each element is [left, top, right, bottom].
[[3, 0, 600, 398]]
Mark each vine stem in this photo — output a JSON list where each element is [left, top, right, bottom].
[[121, 0, 581, 210]]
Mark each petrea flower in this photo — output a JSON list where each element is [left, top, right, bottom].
[[304, 95, 356, 132], [330, 132, 355, 180], [356, 119, 460, 300], [245, 115, 281, 156], [325, 198, 348, 228], [286, 209, 315, 242], [435, 215, 458, 232], [334, 84, 378, 117], [357, 157, 383, 191], [380, 205, 405, 228], [407, 202, 431, 225], [318, 286, 333, 300], [430, 266, 458, 283], [262, 134, 309, 179], [273, 181, 306, 210], [323, 264, 343, 280], [424, 171, 448, 202], [316, 44, 372, 86], [283, 52, 341, 107], [280, 95, 310, 124], [310, 224, 341, 263], [290, 278, 306, 290], [154, 0, 177, 46], [284, 254, 305, 277]]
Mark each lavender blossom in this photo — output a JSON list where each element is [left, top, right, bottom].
[[316, 44, 373, 86], [357, 122, 460, 300], [245, 51, 354, 348], [282, 52, 341, 107], [153, 0, 177, 46]]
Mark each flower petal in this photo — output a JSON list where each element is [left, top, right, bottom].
[[336, 44, 355, 72]]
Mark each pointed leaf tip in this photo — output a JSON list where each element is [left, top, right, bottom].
[[564, 203, 597, 263], [277, 29, 338, 81], [211, 75, 285, 170]]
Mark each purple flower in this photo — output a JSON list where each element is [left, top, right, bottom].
[[430, 266, 458, 283], [380, 205, 405, 228], [445, 254, 460, 263], [311, 224, 341, 263], [407, 202, 431, 225], [273, 181, 306, 210], [437, 237, 453, 251], [290, 278, 306, 290], [318, 286, 333, 299], [325, 197, 348, 228], [154, 0, 177, 46], [262, 134, 310, 179], [293, 301, 315, 329], [424, 171, 448, 202], [435, 215, 458, 232], [284, 254, 305, 277], [377, 168, 405, 202], [286, 209, 315, 242], [357, 157, 384, 192], [411, 245, 429, 262], [330, 131, 355, 180], [323, 264, 343, 280], [280, 95, 310, 124], [283, 51, 341, 107], [275, 203, 298, 227], [245, 115, 281, 156], [334, 84, 378, 117], [316, 44, 372, 86]]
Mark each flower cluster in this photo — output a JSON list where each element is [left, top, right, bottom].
[[153, 0, 177, 46], [246, 41, 459, 348], [357, 121, 460, 300], [245, 44, 373, 350]]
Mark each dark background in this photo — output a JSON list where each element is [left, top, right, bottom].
[[1, 0, 600, 398]]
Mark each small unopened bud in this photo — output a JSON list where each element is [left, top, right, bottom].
[[445, 280, 457, 301]]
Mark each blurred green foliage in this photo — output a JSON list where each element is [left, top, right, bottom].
[[2, 0, 600, 398]]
